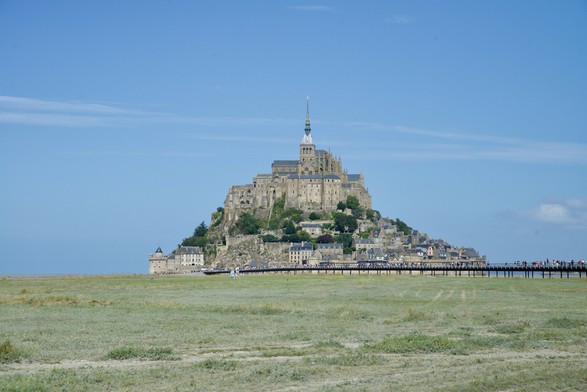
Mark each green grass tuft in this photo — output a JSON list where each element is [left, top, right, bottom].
[[402, 308, 429, 322], [0, 339, 23, 363], [195, 358, 238, 371], [364, 333, 464, 354], [493, 321, 530, 334], [312, 351, 383, 366], [105, 346, 178, 361], [312, 339, 345, 349], [545, 317, 585, 329]]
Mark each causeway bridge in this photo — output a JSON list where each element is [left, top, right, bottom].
[[203, 265, 587, 279]]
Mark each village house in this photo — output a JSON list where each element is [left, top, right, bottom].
[[289, 241, 313, 265], [300, 222, 323, 237], [148, 246, 204, 274]]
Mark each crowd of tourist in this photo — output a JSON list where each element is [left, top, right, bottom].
[[510, 259, 585, 268]]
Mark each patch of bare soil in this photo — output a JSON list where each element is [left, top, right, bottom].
[[0, 344, 311, 376]]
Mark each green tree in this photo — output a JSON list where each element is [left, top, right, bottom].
[[297, 230, 312, 242], [337, 201, 346, 210], [346, 195, 360, 210], [395, 218, 412, 236], [267, 195, 285, 230], [281, 233, 300, 243], [211, 207, 224, 227], [333, 212, 358, 233], [308, 211, 321, 220], [194, 221, 208, 237], [181, 236, 207, 247], [181, 221, 209, 247], [273, 195, 285, 210], [316, 233, 334, 243], [283, 220, 297, 235], [351, 205, 365, 219], [334, 233, 354, 254], [235, 212, 261, 235], [283, 208, 303, 223], [261, 234, 280, 242]]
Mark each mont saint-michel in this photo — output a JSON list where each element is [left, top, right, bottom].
[[149, 101, 485, 274]]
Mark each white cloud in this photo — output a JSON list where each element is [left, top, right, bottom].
[[529, 199, 587, 228], [535, 203, 571, 225], [3, 95, 586, 165], [325, 122, 587, 165], [0, 95, 132, 114], [0, 95, 292, 129], [0, 95, 156, 127], [53, 150, 214, 158]]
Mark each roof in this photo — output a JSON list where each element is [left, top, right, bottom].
[[323, 174, 341, 180], [287, 174, 324, 180], [177, 246, 203, 254], [155, 246, 163, 254], [316, 243, 343, 250], [272, 160, 299, 167], [367, 248, 385, 256], [464, 248, 480, 257], [348, 174, 361, 182], [290, 242, 313, 251]]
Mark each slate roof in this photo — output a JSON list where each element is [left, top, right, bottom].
[[316, 243, 343, 250], [290, 242, 313, 251], [177, 246, 203, 254], [301, 223, 322, 228], [464, 248, 480, 257], [287, 174, 324, 180], [348, 174, 361, 182], [272, 160, 299, 167]]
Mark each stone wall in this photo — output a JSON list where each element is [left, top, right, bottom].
[[213, 236, 290, 266]]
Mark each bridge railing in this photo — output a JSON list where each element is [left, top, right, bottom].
[[203, 264, 586, 278]]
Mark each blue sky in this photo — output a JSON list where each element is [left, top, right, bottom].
[[1, 1, 586, 274]]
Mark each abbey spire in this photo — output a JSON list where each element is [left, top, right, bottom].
[[301, 96, 313, 145]]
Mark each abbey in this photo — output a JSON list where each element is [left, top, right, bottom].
[[222, 99, 372, 228], [149, 100, 487, 273]]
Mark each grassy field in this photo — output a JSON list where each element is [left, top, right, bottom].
[[0, 273, 586, 391]]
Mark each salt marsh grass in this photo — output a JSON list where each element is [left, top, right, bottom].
[[0, 274, 585, 391]]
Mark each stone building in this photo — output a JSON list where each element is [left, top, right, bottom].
[[148, 246, 204, 274], [176, 246, 205, 268], [300, 222, 324, 237], [148, 247, 167, 274], [289, 241, 314, 264], [315, 243, 344, 261], [222, 99, 372, 231]]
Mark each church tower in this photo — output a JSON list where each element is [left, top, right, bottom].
[[299, 97, 316, 174]]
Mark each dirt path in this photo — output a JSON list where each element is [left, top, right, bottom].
[[1, 347, 580, 377], [0, 344, 314, 376]]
